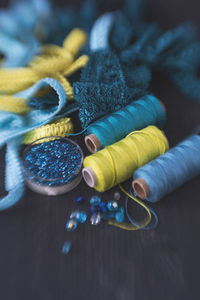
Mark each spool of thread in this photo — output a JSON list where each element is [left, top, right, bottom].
[[132, 134, 200, 202], [85, 95, 166, 153], [23, 136, 83, 196], [82, 125, 169, 192]]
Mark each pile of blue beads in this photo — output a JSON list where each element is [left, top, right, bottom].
[[65, 193, 124, 232], [89, 195, 125, 225], [23, 137, 83, 195]]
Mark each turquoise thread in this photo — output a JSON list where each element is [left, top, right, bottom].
[[86, 94, 166, 149], [133, 135, 200, 203]]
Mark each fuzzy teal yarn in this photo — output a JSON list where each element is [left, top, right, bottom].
[[73, 50, 149, 128], [86, 94, 166, 149], [74, 0, 200, 129], [133, 135, 200, 203]]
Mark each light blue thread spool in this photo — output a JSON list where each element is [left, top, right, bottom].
[[85, 95, 166, 153], [132, 134, 200, 202]]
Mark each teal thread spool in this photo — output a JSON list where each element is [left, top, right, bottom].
[[85, 95, 166, 153]]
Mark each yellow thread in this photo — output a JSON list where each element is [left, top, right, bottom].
[[83, 126, 169, 192], [108, 184, 152, 230], [0, 95, 30, 114], [22, 117, 74, 144], [0, 29, 88, 99]]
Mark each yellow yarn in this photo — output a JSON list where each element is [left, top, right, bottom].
[[0, 95, 30, 114], [0, 28, 88, 99], [22, 117, 74, 144], [83, 125, 169, 192]]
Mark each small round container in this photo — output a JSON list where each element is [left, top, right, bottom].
[[23, 136, 83, 196]]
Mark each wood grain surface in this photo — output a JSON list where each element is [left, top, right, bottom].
[[0, 1, 199, 299]]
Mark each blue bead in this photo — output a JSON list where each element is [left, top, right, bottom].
[[119, 207, 124, 214], [113, 192, 120, 201], [107, 201, 118, 211], [101, 211, 115, 220], [74, 195, 84, 204], [65, 219, 78, 231], [89, 205, 97, 214], [62, 240, 72, 255], [90, 195, 101, 206], [115, 211, 124, 223], [70, 211, 87, 223], [99, 202, 107, 213]]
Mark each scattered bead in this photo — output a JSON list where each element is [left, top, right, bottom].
[[113, 191, 120, 201], [90, 195, 101, 206], [74, 195, 84, 204], [90, 213, 101, 225], [89, 205, 98, 214], [66, 219, 78, 231], [70, 211, 87, 223], [107, 201, 118, 211], [101, 211, 115, 220], [115, 211, 124, 223], [99, 202, 107, 213], [62, 240, 72, 255]]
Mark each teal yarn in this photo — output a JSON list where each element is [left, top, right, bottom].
[[86, 94, 166, 149], [133, 135, 200, 203]]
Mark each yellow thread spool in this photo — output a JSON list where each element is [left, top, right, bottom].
[[82, 126, 169, 192], [22, 117, 74, 144]]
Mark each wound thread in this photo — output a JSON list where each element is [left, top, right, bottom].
[[133, 134, 200, 202], [83, 125, 169, 192], [85, 95, 166, 152]]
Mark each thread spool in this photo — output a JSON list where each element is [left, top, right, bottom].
[[23, 136, 83, 196], [132, 134, 200, 202], [85, 95, 166, 153], [83, 125, 169, 192]]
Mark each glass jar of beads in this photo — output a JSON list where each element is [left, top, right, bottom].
[[23, 136, 83, 196]]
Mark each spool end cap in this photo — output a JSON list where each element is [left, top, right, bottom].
[[132, 178, 150, 200], [85, 134, 102, 153], [82, 167, 98, 188]]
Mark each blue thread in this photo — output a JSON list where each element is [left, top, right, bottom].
[[133, 135, 200, 203], [125, 190, 158, 230], [86, 95, 166, 149]]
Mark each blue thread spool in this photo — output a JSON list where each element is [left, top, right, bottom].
[[85, 95, 166, 153], [23, 136, 83, 196], [132, 134, 200, 202]]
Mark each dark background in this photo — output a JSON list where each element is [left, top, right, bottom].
[[0, 0, 200, 299]]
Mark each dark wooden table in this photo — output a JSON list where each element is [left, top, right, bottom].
[[0, 1, 199, 299]]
